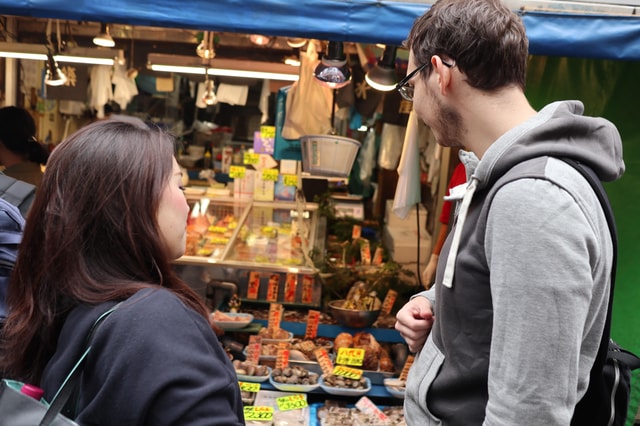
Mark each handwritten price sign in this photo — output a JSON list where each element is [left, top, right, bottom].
[[305, 310, 320, 339], [283, 174, 297, 187], [260, 126, 276, 140], [336, 347, 365, 366], [275, 343, 290, 369], [238, 381, 261, 393], [399, 354, 415, 381], [262, 169, 279, 181], [244, 152, 259, 165], [246, 335, 262, 365], [276, 394, 308, 411], [229, 165, 246, 179], [333, 365, 363, 380], [355, 396, 388, 421], [380, 289, 397, 314], [243, 406, 273, 421], [314, 348, 334, 377], [267, 304, 283, 330]]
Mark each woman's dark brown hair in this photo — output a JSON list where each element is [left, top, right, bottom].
[[0, 117, 207, 383]]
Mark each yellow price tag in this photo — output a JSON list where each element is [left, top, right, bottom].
[[229, 165, 246, 179], [283, 174, 297, 187], [333, 365, 363, 380], [260, 125, 276, 139], [209, 226, 228, 234], [238, 381, 261, 392], [262, 169, 279, 181], [276, 394, 308, 412], [243, 406, 274, 421], [244, 152, 259, 165], [336, 347, 365, 366]]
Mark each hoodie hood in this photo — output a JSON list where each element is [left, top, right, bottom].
[[473, 100, 624, 191]]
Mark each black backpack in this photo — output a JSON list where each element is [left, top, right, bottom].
[[0, 174, 32, 327], [563, 158, 640, 426], [0, 198, 25, 324], [0, 174, 36, 219]]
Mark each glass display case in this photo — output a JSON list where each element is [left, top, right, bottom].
[[173, 196, 326, 308]]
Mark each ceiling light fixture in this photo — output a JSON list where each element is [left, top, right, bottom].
[[365, 45, 398, 91], [0, 42, 119, 66], [44, 47, 67, 86], [202, 70, 217, 106], [93, 23, 116, 48], [249, 34, 272, 46], [286, 38, 307, 48], [148, 53, 299, 82], [314, 41, 351, 89]]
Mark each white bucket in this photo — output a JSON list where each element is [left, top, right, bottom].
[[300, 134, 361, 177]]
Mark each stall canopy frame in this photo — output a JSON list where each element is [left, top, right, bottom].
[[1, 0, 640, 60]]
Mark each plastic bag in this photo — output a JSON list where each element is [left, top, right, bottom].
[[281, 41, 333, 139]]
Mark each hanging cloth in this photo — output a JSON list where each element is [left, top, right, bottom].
[[392, 111, 422, 218], [88, 65, 113, 119], [111, 63, 138, 110]]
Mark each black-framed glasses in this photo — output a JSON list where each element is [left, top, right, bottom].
[[396, 58, 454, 102]]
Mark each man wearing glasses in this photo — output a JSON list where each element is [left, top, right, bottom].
[[394, 0, 624, 425]]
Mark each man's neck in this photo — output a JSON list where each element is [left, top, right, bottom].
[[458, 87, 537, 159]]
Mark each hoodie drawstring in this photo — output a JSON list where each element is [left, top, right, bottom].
[[442, 178, 478, 288]]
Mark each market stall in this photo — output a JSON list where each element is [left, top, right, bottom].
[[2, 0, 640, 423]]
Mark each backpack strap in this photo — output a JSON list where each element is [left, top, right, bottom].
[[561, 158, 620, 426], [39, 302, 122, 426]]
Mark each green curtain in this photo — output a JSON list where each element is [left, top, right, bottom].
[[526, 55, 640, 425]]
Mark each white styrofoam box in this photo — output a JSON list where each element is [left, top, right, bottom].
[[385, 199, 428, 229], [383, 225, 432, 265], [334, 201, 365, 221]]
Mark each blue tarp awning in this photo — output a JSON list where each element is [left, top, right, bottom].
[[1, 0, 640, 60]]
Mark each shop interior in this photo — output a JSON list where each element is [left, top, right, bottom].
[[2, 0, 640, 423]]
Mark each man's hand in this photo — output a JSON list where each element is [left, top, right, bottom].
[[422, 254, 439, 289], [395, 296, 434, 353]]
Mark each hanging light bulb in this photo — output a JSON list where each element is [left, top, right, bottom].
[[249, 34, 272, 46], [93, 23, 115, 48], [202, 77, 217, 106], [196, 31, 215, 59], [365, 45, 399, 91], [44, 48, 67, 86], [286, 38, 307, 48], [314, 41, 351, 89]]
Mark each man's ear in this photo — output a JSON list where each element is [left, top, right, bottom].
[[433, 56, 453, 96]]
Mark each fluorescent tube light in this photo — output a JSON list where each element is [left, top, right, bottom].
[[148, 53, 299, 82], [57, 55, 115, 66], [0, 42, 118, 66]]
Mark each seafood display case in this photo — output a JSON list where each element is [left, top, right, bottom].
[[173, 196, 326, 309], [174, 197, 410, 418]]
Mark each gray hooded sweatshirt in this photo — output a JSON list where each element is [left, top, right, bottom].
[[404, 101, 625, 426]]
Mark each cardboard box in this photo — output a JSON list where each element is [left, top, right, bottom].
[[383, 226, 432, 265], [385, 199, 428, 229]]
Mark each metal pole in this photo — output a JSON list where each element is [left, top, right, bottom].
[[3, 16, 18, 106]]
